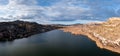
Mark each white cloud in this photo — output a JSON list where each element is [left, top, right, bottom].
[[0, 0, 119, 24], [0, 0, 90, 22], [8, 0, 37, 6]]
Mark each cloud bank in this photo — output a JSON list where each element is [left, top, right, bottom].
[[0, 0, 120, 24]]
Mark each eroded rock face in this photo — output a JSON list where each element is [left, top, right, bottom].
[[62, 17, 120, 54], [0, 20, 60, 41]]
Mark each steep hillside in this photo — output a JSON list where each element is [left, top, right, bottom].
[[0, 20, 60, 41]]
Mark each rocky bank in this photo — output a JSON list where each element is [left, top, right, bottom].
[[61, 17, 120, 54]]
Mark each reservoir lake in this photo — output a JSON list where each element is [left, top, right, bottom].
[[0, 30, 119, 56]]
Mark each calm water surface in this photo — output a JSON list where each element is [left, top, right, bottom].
[[0, 30, 119, 56]]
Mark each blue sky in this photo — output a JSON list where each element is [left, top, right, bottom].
[[0, 0, 120, 24]]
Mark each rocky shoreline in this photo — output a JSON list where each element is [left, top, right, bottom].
[[0, 20, 61, 41], [61, 17, 120, 54], [62, 27, 120, 54]]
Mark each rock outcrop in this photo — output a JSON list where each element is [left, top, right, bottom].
[[61, 17, 120, 54], [0, 20, 60, 41]]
